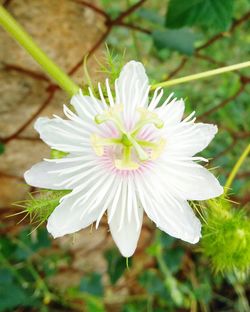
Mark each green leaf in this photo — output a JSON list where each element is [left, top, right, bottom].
[[0, 237, 16, 259], [152, 28, 196, 55], [165, 0, 234, 31], [160, 233, 176, 248], [163, 247, 184, 274], [84, 295, 105, 312], [0, 142, 4, 155], [105, 248, 129, 284], [79, 273, 103, 297], [0, 283, 27, 311], [139, 270, 166, 297], [14, 228, 51, 261], [0, 269, 27, 312], [122, 302, 148, 312], [0, 269, 13, 284], [193, 282, 212, 303]]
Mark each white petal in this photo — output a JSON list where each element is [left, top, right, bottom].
[[24, 159, 98, 190], [157, 200, 201, 244], [165, 123, 218, 156], [35, 117, 92, 152], [158, 160, 223, 200], [116, 61, 149, 124], [70, 91, 117, 137], [108, 180, 143, 257], [157, 99, 185, 126], [70, 90, 106, 121], [24, 161, 69, 190], [47, 191, 100, 238], [136, 174, 201, 244]]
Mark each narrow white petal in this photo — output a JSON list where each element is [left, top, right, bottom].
[[160, 92, 174, 108], [108, 178, 123, 223], [165, 123, 218, 156], [157, 99, 185, 125], [24, 158, 99, 190], [24, 161, 73, 190], [108, 180, 143, 257], [148, 87, 163, 111], [136, 175, 201, 244], [34, 117, 91, 152], [105, 79, 115, 107], [116, 61, 149, 114], [98, 82, 108, 107], [159, 161, 223, 200], [47, 191, 100, 238], [56, 165, 101, 189], [95, 175, 121, 227], [70, 89, 106, 120]]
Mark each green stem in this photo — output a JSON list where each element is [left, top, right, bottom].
[[13, 237, 55, 303], [224, 143, 250, 194], [0, 5, 79, 96], [155, 230, 182, 306], [26, 262, 54, 303], [151, 61, 250, 90], [156, 232, 172, 280]]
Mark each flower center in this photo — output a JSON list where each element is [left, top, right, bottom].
[[91, 106, 166, 170]]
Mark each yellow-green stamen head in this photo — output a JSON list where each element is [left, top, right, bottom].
[[91, 107, 165, 170]]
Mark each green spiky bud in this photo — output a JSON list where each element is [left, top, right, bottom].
[[15, 190, 70, 226], [201, 199, 250, 274]]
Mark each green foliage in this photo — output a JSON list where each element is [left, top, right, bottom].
[[139, 269, 167, 297], [81, 46, 125, 96], [0, 269, 27, 312], [0, 228, 57, 311], [163, 246, 184, 274], [193, 280, 212, 304], [136, 8, 164, 25], [201, 199, 250, 273], [143, 232, 190, 309], [96, 45, 125, 85], [1, 228, 51, 262], [15, 190, 70, 226], [152, 28, 196, 55], [122, 302, 148, 312], [0, 142, 4, 154], [14, 228, 51, 260], [100, 0, 121, 19], [79, 273, 104, 297], [166, 0, 234, 31], [84, 295, 105, 312], [105, 248, 129, 284], [77, 273, 105, 312]]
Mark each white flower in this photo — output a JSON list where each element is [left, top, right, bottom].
[[24, 61, 223, 257]]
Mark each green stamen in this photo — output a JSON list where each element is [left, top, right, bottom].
[[91, 134, 121, 156], [95, 106, 125, 132], [132, 108, 164, 135]]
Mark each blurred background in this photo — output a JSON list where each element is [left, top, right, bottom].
[[0, 0, 249, 311]]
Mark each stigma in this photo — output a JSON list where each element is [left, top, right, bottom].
[[91, 106, 166, 170]]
